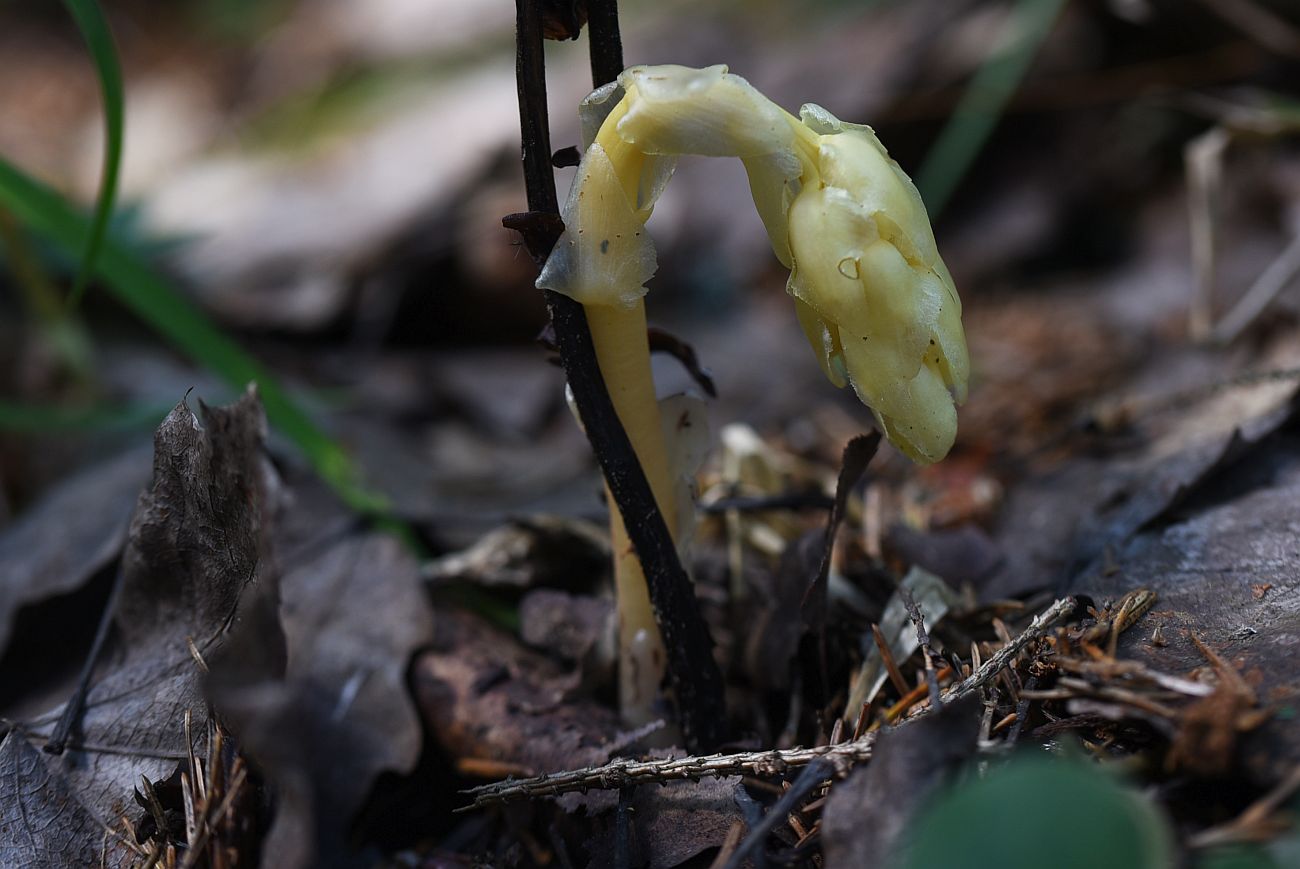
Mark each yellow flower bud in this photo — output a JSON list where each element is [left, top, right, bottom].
[[540, 64, 970, 464], [784, 107, 969, 463]]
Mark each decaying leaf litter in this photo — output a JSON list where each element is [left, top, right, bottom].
[[3, 0, 1300, 866]]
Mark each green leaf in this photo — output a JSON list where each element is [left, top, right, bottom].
[[60, 0, 124, 308], [901, 755, 1175, 869], [0, 157, 386, 514], [916, 0, 1067, 216]]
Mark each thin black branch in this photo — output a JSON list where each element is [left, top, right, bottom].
[[511, 0, 726, 750], [513, 5, 559, 216], [45, 563, 125, 754], [803, 433, 881, 704], [721, 759, 833, 869], [587, 0, 626, 86], [615, 785, 634, 869], [732, 786, 768, 869], [1006, 675, 1037, 745], [647, 326, 717, 397]]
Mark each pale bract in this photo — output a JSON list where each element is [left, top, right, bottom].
[[538, 64, 970, 464]]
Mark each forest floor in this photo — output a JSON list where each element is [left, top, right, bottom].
[[3, 1, 1300, 867]]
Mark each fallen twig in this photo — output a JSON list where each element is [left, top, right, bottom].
[[899, 586, 942, 711], [1215, 233, 1300, 343], [937, 596, 1075, 703], [720, 759, 834, 869], [461, 596, 1075, 808], [722, 754, 832, 869], [459, 739, 879, 811]]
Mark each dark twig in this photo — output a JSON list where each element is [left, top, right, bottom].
[[1006, 675, 1037, 745], [803, 434, 881, 703], [732, 787, 768, 869], [721, 759, 834, 869], [899, 586, 943, 712], [647, 326, 717, 397], [615, 785, 634, 869], [537, 322, 720, 397], [45, 563, 125, 754], [552, 145, 582, 167], [511, 0, 726, 749], [586, 0, 625, 86]]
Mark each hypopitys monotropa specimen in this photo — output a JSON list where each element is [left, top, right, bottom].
[[540, 64, 970, 727]]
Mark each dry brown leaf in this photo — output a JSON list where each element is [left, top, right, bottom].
[[1, 390, 274, 866]]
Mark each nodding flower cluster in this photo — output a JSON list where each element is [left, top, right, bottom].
[[539, 64, 969, 463]]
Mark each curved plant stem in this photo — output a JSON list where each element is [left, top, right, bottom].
[[587, 301, 678, 726], [511, 0, 726, 750]]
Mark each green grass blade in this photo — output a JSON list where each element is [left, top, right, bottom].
[[0, 398, 170, 434], [915, 0, 1067, 217], [0, 156, 386, 513], [60, 0, 124, 309]]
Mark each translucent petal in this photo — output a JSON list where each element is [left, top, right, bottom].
[[836, 326, 909, 416], [617, 64, 797, 159], [842, 342, 958, 464], [786, 192, 939, 384], [536, 143, 656, 308], [658, 392, 710, 546], [933, 255, 962, 316], [799, 103, 842, 136], [579, 81, 624, 150], [803, 105, 940, 267], [636, 154, 678, 214], [799, 105, 888, 156], [742, 152, 801, 267], [792, 293, 847, 388], [785, 187, 880, 337], [856, 240, 943, 376], [931, 266, 970, 403]]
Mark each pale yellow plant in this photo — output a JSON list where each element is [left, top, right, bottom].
[[539, 63, 969, 725]]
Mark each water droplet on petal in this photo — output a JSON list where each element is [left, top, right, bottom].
[[837, 257, 860, 279]]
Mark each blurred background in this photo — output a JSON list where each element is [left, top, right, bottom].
[[6, 2, 1300, 863], [2, 0, 1300, 546]]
